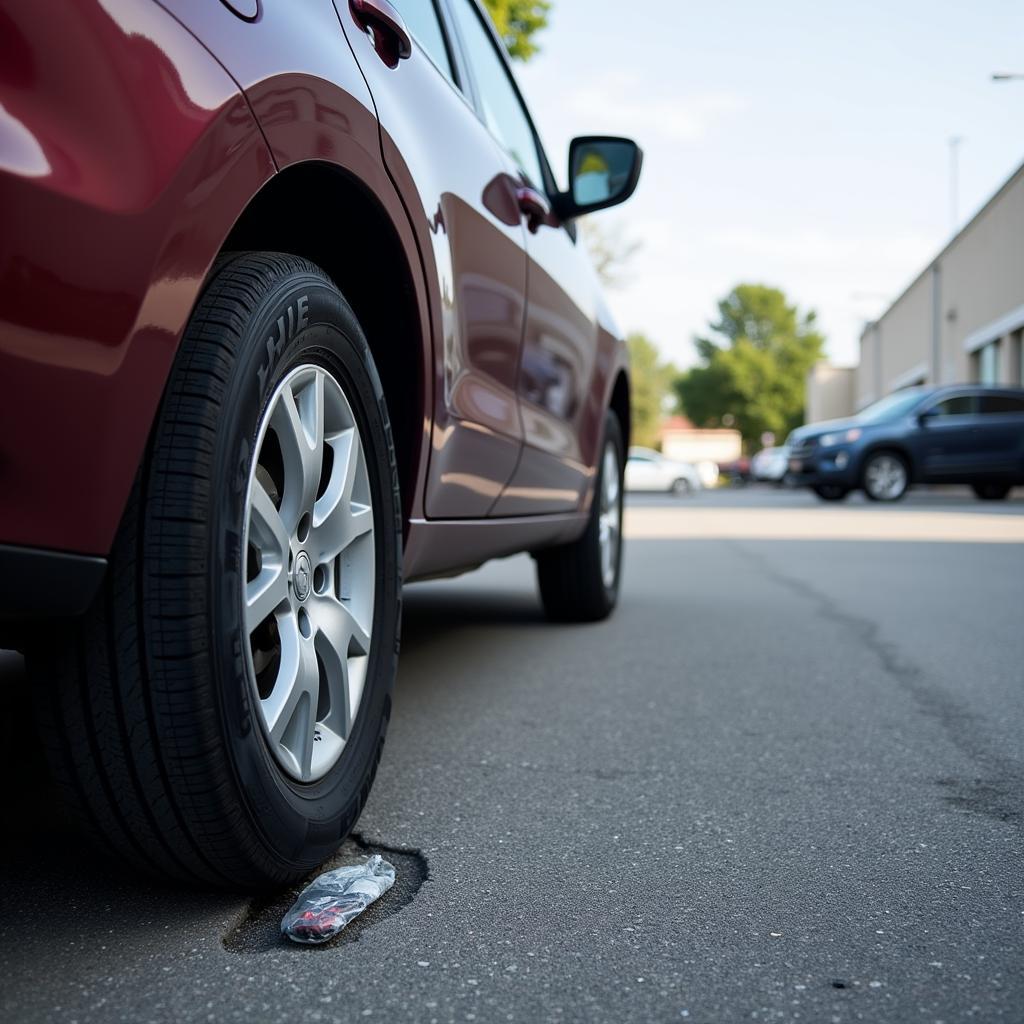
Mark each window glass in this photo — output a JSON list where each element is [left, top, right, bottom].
[[397, 1, 454, 82], [856, 389, 926, 424], [448, 0, 544, 187], [979, 394, 1024, 414], [978, 339, 1000, 384], [930, 395, 975, 416]]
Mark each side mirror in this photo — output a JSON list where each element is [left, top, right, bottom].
[[554, 136, 643, 220], [917, 407, 938, 425]]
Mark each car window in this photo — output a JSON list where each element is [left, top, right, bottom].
[[979, 394, 1024, 414], [628, 455, 653, 463], [856, 389, 926, 423], [447, 0, 545, 187], [929, 395, 975, 416], [397, 1, 455, 82]]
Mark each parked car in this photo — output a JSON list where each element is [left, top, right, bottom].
[[0, 0, 642, 887], [625, 448, 702, 495], [718, 455, 752, 484], [788, 386, 1024, 502], [751, 446, 791, 484]]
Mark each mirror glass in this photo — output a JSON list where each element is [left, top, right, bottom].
[[571, 139, 637, 207]]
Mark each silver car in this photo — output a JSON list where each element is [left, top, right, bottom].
[[625, 447, 703, 495]]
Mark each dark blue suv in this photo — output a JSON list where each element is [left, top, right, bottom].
[[788, 385, 1024, 502]]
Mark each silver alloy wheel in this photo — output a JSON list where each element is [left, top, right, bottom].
[[865, 453, 907, 501], [598, 441, 622, 589], [242, 364, 375, 783]]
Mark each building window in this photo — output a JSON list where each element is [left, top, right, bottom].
[[974, 339, 1001, 384], [1011, 329, 1023, 386]]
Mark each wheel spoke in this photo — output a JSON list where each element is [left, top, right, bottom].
[[262, 617, 320, 779], [245, 562, 288, 635], [248, 478, 289, 563], [313, 618, 352, 739], [272, 374, 324, 532], [311, 594, 371, 660], [311, 594, 371, 740], [312, 428, 374, 561]]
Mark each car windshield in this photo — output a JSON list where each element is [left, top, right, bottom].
[[856, 389, 926, 424]]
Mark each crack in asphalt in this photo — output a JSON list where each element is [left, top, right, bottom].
[[731, 541, 1023, 829], [222, 834, 429, 953]]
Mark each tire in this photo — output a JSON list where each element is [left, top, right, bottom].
[[972, 482, 1011, 500], [535, 412, 624, 623], [30, 252, 402, 889], [670, 477, 691, 496], [862, 451, 909, 502], [812, 484, 850, 502]]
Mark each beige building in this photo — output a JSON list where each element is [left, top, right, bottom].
[[805, 363, 856, 422], [855, 159, 1024, 410], [660, 416, 742, 463]]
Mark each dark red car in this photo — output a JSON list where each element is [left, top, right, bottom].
[[0, 0, 640, 886]]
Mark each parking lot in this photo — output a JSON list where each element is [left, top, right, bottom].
[[2, 485, 1022, 1023]]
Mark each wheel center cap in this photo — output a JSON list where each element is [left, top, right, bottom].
[[293, 550, 312, 602]]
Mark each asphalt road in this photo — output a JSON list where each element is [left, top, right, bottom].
[[2, 486, 1022, 1023]]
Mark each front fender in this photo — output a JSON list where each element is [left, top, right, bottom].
[[0, 0, 275, 555]]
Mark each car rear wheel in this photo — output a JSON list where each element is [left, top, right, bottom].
[[535, 412, 624, 622], [863, 451, 909, 501], [812, 484, 850, 501], [671, 477, 691, 496], [972, 483, 1011, 500], [31, 252, 401, 889]]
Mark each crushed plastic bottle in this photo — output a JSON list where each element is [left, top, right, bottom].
[[281, 854, 396, 945]]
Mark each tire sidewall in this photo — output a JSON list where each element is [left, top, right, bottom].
[[208, 268, 400, 872]]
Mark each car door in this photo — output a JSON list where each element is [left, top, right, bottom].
[[914, 392, 983, 480], [336, 0, 531, 518], [440, 0, 608, 516], [975, 393, 1024, 475]]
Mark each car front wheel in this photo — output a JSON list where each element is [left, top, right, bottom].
[[31, 252, 401, 889], [671, 477, 692, 496], [863, 451, 909, 501]]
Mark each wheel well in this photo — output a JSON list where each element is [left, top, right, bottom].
[[610, 370, 631, 451], [222, 163, 424, 527], [861, 444, 913, 480]]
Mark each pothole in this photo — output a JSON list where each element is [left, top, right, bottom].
[[223, 835, 428, 953]]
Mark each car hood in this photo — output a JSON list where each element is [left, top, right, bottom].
[[789, 416, 860, 444]]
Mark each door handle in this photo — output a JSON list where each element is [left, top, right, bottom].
[[516, 186, 552, 233], [350, 0, 412, 67]]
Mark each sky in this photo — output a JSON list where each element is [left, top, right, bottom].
[[514, 0, 1024, 369]]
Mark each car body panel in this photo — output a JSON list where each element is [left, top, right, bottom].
[[336, 0, 530, 519], [0, 0, 275, 555], [491, 233, 615, 515], [161, 0, 437, 526]]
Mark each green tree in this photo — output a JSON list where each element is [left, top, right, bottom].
[[628, 333, 676, 449], [482, 0, 551, 60], [674, 284, 825, 448]]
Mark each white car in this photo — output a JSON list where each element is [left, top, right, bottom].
[[625, 447, 702, 495], [751, 446, 790, 483]]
